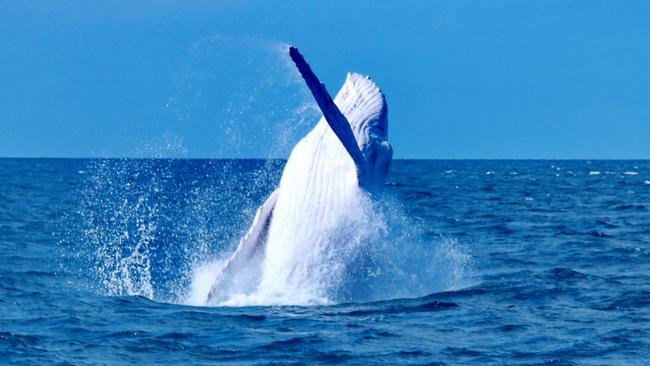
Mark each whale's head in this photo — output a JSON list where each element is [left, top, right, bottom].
[[334, 73, 393, 191]]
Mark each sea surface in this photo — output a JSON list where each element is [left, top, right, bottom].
[[1, 158, 649, 365]]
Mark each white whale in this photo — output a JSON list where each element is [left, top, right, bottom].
[[205, 46, 392, 305]]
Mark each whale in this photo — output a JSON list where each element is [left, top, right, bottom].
[[205, 46, 392, 305]]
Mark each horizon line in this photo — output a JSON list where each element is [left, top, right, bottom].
[[1, 156, 648, 161]]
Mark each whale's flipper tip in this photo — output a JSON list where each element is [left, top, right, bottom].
[[288, 46, 366, 170]]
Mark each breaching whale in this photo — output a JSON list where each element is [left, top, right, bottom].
[[205, 46, 392, 305]]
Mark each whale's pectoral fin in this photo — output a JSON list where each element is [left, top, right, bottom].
[[289, 46, 366, 170], [206, 189, 279, 303]]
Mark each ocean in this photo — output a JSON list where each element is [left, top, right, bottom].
[[1, 158, 648, 365]]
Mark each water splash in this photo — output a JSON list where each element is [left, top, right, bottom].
[[70, 157, 471, 306], [72, 159, 283, 303], [189, 189, 472, 307], [65, 36, 471, 306], [77, 159, 161, 299]]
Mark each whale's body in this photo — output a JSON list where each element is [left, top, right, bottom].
[[206, 47, 391, 305]]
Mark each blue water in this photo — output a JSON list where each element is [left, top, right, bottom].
[[1, 158, 649, 365]]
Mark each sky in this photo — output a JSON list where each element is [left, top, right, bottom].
[[1, 1, 649, 159]]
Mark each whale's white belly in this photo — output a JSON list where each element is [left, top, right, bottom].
[[204, 49, 390, 305], [256, 120, 362, 303]]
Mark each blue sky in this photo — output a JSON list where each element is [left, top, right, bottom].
[[1, 1, 648, 158]]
